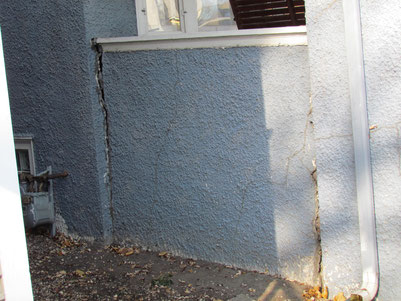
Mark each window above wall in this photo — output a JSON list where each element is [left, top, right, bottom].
[[136, 0, 238, 36], [95, 0, 307, 51]]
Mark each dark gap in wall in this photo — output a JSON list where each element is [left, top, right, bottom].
[[93, 41, 114, 238]]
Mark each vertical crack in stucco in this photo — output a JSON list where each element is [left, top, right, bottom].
[[308, 95, 323, 286], [312, 158, 323, 286], [284, 103, 314, 185], [93, 43, 114, 238]]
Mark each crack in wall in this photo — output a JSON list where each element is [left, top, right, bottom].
[[312, 158, 323, 286], [306, 95, 323, 285], [284, 95, 315, 185], [93, 42, 114, 239]]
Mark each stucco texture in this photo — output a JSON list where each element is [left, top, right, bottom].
[[0, 0, 137, 238], [0, 0, 105, 237], [101, 46, 318, 284], [361, 1, 401, 299], [305, 0, 362, 295], [307, 0, 401, 299]]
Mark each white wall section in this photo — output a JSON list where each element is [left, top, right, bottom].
[[0, 27, 33, 301]]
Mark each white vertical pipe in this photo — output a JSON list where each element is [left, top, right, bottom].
[[0, 27, 34, 300], [342, 0, 379, 300]]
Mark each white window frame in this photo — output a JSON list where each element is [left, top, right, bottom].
[[95, 0, 307, 52], [14, 137, 35, 175], [136, 0, 221, 36]]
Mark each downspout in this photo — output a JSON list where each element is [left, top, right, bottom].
[[342, 0, 379, 300]]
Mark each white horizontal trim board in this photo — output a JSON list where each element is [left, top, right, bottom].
[[95, 26, 307, 52]]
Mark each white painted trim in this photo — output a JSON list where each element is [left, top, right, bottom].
[[343, 0, 379, 300], [0, 26, 34, 301], [95, 26, 307, 52], [136, 0, 147, 36], [181, 0, 198, 33]]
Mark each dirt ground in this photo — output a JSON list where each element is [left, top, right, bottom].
[[26, 229, 311, 301]]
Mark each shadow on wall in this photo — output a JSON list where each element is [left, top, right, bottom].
[[0, 0, 108, 236], [101, 46, 316, 282]]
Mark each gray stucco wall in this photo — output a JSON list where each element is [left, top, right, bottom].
[[83, 0, 137, 240], [305, 0, 362, 295], [0, 0, 136, 238], [101, 46, 318, 284], [0, 0, 104, 237], [2, 0, 401, 298], [306, 0, 401, 299]]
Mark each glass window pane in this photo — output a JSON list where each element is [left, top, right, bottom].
[[197, 0, 237, 32], [16, 150, 30, 173], [147, 0, 181, 33]]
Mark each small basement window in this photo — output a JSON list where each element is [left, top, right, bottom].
[[14, 138, 35, 175]]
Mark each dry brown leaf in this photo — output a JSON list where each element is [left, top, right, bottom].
[[334, 292, 346, 301], [56, 270, 67, 277], [125, 250, 134, 256], [303, 286, 326, 300], [350, 294, 362, 301], [120, 247, 130, 254], [158, 251, 168, 257], [74, 269, 85, 277], [111, 246, 139, 256]]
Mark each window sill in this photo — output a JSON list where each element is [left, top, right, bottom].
[[94, 26, 307, 52]]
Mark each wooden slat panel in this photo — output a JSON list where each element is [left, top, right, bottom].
[[240, 18, 305, 29], [238, 8, 289, 18], [233, 0, 303, 6], [240, 14, 292, 24], [229, 0, 305, 29], [286, 0, 298, 25], [238, 6, 304, 19], [234, 0, 285, 5], [236, 3, 289, 12]]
